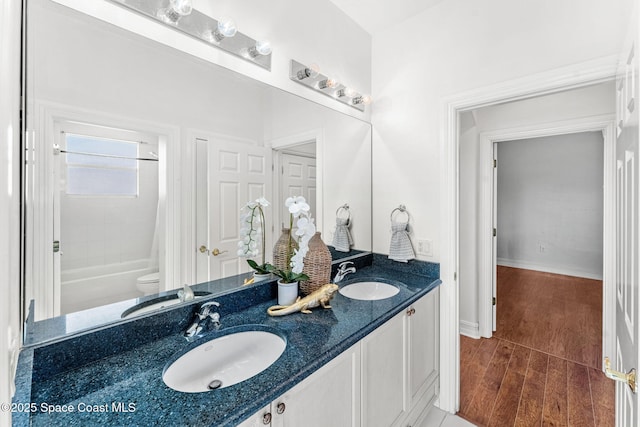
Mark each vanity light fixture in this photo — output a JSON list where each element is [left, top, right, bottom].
[[290, 60, 371, 111], [109, 0, 272, 70]]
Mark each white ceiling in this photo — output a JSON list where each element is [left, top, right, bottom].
[[328, 0, 448, 34]]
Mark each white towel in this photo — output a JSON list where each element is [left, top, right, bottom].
[[332, 217, 353, 252], [388, 220, 415, 262]]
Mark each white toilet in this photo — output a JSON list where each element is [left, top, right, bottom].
[[136, 271, 160, 295]]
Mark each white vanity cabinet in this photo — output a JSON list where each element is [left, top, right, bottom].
[[238, 343, 361, 427], [239, 288, 439, 427], [362, 288, 440, 427]]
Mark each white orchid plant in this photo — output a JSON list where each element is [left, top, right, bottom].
[[266, 196, 316, 283], [238, 197, 271, 274]]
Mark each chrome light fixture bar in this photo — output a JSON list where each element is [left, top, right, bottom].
[[107, 0, 272, 70], [289, 60, 370, 111]]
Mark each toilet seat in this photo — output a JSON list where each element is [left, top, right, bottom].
[[137, 272, 159, 284], [136, 271, 160, 295]]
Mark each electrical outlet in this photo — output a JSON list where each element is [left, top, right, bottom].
[[416, 239, 433, 256], [538, 241, 546, 253]]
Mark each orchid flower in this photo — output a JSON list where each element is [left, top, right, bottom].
[[237, 197, 270, 273], [285, 196, 310, 218], [265, 195, 314, 283]]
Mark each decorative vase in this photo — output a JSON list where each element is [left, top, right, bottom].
[[253, 272, 271, 282], [277, 280, 298, 305], [273, 228, 298, 271], [300, 232, 332, 296]]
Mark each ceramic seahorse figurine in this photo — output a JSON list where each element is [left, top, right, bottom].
[[267, 283, 339, 317]]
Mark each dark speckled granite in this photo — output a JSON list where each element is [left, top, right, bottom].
[[14, 255, 440, 426]]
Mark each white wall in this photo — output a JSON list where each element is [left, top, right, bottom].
[[371, 0, 630, 259], [0, 0, 23, 422], [496, 132, 604, 278]]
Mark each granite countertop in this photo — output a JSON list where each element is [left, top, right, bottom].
[[14, 261, 440, 426]]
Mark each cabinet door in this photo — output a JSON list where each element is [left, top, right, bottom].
[[273, 343, 361, 427], [362, 310, 408, 427], [408, 288, 439, 407]]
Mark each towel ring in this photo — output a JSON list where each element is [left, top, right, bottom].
[[336, 204, 351, 221], [390, 204, 409, 222]]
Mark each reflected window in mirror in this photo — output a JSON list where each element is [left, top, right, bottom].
[[50, 120, 160, 316], [63, 134, 139, 196]]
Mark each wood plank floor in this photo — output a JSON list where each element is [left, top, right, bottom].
[[458, 267, 614, 427]]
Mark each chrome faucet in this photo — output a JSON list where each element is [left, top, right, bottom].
[[334, 261, 356, 283], [184, 301, 220, 339], [177, 284, 195, 302]]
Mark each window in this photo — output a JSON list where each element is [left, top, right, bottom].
[[63, 133, 139, 196]]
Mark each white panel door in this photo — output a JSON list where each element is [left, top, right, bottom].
[[195, 135, 270, 283], [612, 15, 639, 427], [280, 153, 316, 224]]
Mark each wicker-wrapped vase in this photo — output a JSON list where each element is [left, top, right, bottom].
[[300, 232, 332, 295], [272, 228, 298, 271]]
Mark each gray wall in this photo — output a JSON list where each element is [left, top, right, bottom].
[[497, 132, 604, 279]]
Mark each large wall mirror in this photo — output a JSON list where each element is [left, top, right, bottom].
[[24, 0, 372, 342]]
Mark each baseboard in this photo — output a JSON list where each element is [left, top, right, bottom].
[[497, 258, 603, 280], [460, 320, 480, 338]]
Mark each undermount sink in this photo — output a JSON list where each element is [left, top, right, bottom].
[[163, 328, 286, 393], [121, 291, 211, 319], [339, 281, 400, 300]]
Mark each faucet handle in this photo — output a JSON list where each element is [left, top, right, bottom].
[[338, 261, 354, 269], [201, 301, 220, 308], [198, 301, 220, 317]]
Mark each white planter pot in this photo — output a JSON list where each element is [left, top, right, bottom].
[[253, 272, 271, 282], [277, 280, 299, 305]]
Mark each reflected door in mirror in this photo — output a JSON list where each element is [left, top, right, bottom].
[[195, 134, 272, 283]]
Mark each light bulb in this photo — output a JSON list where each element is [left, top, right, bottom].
[[318, 77, 339, 89], [205, 17, 237, 43], [248, 40, 272, 58], [170, 0, 192, 16], [157, 0, 192, 23], [217, 18, 237, 38], [353, 95, 373, 106], [297, 63, 320, 80], [344, 87, 358, 98]]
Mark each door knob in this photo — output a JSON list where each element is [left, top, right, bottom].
[[199, 245, 209, 254], [604, 357, 637, 393], [211, 248, 227, 256]]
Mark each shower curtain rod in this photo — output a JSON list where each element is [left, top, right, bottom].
[[55, 148, 159, 162]]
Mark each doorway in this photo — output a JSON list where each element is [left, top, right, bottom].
[[272, 141, 317, 233], [457, 130, 613, 425], [437, 58, 620, 414]]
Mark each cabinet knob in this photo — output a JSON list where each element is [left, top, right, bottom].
[[276, 402, 286, 414], [262, 412, 272, 424], [406, 307, 416, 316]]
